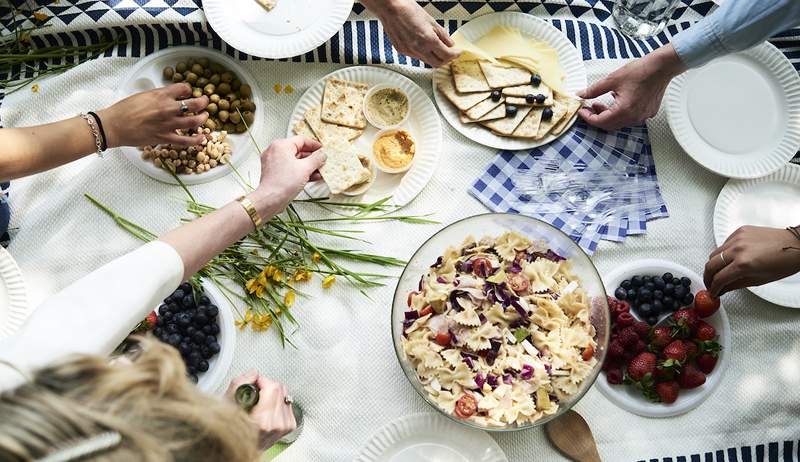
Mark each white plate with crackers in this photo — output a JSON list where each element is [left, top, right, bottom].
[[433, 12, 587, 151], [204, 0, 353, 59], [288, 66, 442, 207]]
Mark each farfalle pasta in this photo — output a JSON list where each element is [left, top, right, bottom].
[[400, 231, 598, 427]]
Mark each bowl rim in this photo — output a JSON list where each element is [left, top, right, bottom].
[[390, 212, 610, 432]]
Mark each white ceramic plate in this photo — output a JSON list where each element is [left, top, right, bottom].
[[0, 247, 28, 340], [116, 47, 265, 185], [713, 163, 800, 307], [204, 0, 353, 59], [432, 12, 587, 151], [666, 42, 800, 179], [596, 259, 731, 418], [288, 66, 442, 207], [354, 413, 508, 462]]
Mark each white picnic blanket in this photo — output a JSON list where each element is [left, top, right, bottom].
[[3, 54, 800, 462]]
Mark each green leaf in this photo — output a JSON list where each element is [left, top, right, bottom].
[[512, 328, 530, 344], [486, 269, 506, 284]]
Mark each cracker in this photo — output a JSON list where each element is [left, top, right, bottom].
[[481, 106, 532, 135], [509, 107, 544, 138], [292, 119, 319, 141], [551, 96, 582, 136], [320, 78, 369, 129], [452, 60, 491, 93], [464, 97, 504, 120], [305, 107, 363, 145], [255, 0, 277, 11], [535, 101, 568, 140], [478, 61, 531, 89], [319, 143, 372, 195], [459, 104, 506, 124], [502, 83, 553, 101], [437, 69, 491, 111]]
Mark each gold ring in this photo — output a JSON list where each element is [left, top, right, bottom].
[[720, 251, 726, 265]]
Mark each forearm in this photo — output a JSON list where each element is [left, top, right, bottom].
[[672, 0, 800, 68], [361, 0, 403, 16]]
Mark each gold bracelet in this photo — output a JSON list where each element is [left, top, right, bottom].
[[237, 196, 262, 228]]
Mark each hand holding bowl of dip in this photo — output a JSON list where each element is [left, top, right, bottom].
[[364, 85, 410, 129], [373, 129, 416, 174]]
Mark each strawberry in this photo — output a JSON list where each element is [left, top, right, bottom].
[[677, 364, 706, 389], [618, 326, 639, 348], [627, 352, 657, 381], [696, 353, 718, 374], [606, 367, 623, 385], [608, 339, 625, 359], [654, 366, 676, 382], [655, 381, 680, 404], [633, 321, 650, 338], [650, 326, 673, 350], [683, 340, 699, 359], [694, 320, 716, 341], [672, 309, 698, 338], [663, 340, 687, 362]]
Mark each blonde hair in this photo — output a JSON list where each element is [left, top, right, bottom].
[[0, 339, 259, 462]]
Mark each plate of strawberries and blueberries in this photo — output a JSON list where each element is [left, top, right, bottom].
[[596, 259, 731, 418]]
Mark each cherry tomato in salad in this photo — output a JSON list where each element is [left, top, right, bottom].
[[435, 332, 451, 347], [420, 305, 433, 317], [693, 290, 720, 318], [508, 273, 530, 293], [407, 291, 417, 307], [454, 394, 478, 419], [472, 257, 493, 276], [581, 344, 595, 361]]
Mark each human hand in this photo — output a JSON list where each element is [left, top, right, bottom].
[[704, 225, 800, 297], [97, 83, 209, 148], [365, 0, 459, 67], [578, 45, 686, 131], [249, 136, 326, 215], [226, 370, 297, 450]]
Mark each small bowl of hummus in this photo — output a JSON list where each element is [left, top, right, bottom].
[[342, 153, 377, 196], [372, 128, 416, 174], [363, 85, 410, 129]]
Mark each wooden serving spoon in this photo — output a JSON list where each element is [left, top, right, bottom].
[[544, 410, 602, 462]]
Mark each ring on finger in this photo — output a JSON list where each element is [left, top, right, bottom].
[[179, 100, 189, 114], [719, 251, 727, 265], [284, 395, 293, 405]]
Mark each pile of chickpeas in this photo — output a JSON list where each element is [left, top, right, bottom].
[[162, 57, 256, 134], [140, 128, 232, 175]]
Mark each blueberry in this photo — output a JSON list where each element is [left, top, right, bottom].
[[627, 288, 638, 300], [662, 272, 674, 283], [682, 292, 694, 306], [186, 326, 197, 336], [535, 93, 546, 104], [182, 295, 195, 308], [652, 299, 664, 314], [194, 313, 209, 326], [179, 342, 192, 355], [198, 360, 209, 372], [177, 313, 191, 326], [638, 288, 652, 302], [167, 334, 181, 346], [506, 105, 518, 117], [645, 282, 656, 291], [620, 280, 632, 290], [187, 365, 198, 375], [614, 287, 627, 300], [200, 296, 210, 305], [652, 289, 663, 300], [671, 299, 681, 311], [664, 283, 675, 296], [646, 316, 659, 326], [166, 323, 179, 334], [210, 324, 220, 335], [201, 346, 213, 359], [204, 335, 216, 346], [631, 276, 643, 287], [208, 342, 220, 354], [153, 328, 164, 338], [639, 303, 653, 316], [191, 342, 202, 352], [193, 331, 205, 343], [525, 93, 536, 104], [680, 277, 691, 288], [179, 282, 192, 292], [188, 373, 199, 383], [542, 107, 554, 120], [188, 351, 202, 365], [168, 302, 179, 312], [491, 90, 502, 102], [530, 74, 542, 86], [653, 277, 665, 289], [202, 325, 214, 334], [207, 305, 219, 317], [675, 285, 688, 299], [173, 289, 185, 300], [643, 275, 653, 284], [663, 295, 674, 307]]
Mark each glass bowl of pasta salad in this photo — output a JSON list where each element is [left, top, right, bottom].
[[391, 213, 610, 431]]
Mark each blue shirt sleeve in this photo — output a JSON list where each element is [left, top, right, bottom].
[[672, 0, 800, 68]]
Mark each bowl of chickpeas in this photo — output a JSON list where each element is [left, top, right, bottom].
[[116, 46, 265, 185]]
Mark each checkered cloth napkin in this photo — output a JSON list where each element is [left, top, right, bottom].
[[469, 121, 668, 255]]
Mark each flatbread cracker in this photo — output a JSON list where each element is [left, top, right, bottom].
[[535, 101, 568, 140], [255, 0, 276, 11], [305, 107, 363, 145], [320, 78, 369, 129], [478, 61, 531, 89], [459, 104, 506, 124], [509, 107, 544, 138], [481, 106, 532, 135], [437, 70, 491, 111], [292, 119, 319, 141], [452, 60, 491, 93], [551, 96, 582, 136], [465, 97, 504, 120], [501, 83, 553, 101], [319, 143, 371, 195]]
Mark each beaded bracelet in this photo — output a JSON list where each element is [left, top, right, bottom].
[[79, 113, 105, 158]]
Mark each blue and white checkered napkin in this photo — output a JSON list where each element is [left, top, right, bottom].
[[469, 121, 668, 255]]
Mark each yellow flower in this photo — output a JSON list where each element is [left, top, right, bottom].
[[254, 284, 265, 298], [32, 12, 50, 21], [294, 269, 311, 282], [273, 269, 283, 282], [322, 275, 336, 289], [257, 273, 268, 287], [284, 290, 295, 308], [251, 313, 273, 332], [245, 310, 254, 322], [311, 252, 322, 263], [245, 278, 259, 294], [235, 309, 255, 331], [263, 266, 276, 277], [31, 84, 39, 93]]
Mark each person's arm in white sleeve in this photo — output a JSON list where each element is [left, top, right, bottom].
[[0, 136, 326, 390]]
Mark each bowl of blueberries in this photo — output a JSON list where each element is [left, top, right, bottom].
[[609, 265, 695, 326], [152, 281, 236, 394]]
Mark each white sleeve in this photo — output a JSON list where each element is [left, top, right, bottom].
[[0, 241, 184, 390]]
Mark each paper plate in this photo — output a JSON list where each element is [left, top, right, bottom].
[[204, 0, 353, 59], [0, 247, 28, 340], [432, 12, 587, 151], [596, 259, 731, 418], [288, 66, 442, 207], [713, 163, 800, 308], [354, 413, 508, 462], [116, 47, 265, 185], [666, 42, 800, 179]]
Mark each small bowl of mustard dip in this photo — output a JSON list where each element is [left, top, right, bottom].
[[372, 128, 416, 174], [364, 85, 410, 129]]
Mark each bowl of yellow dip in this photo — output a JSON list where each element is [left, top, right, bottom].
[[372, 129, 416, 174], [364, 85, 410, 129]]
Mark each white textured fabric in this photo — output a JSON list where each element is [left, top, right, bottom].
[[2, 56, 799, 462], [0, 240, 182, 391]]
